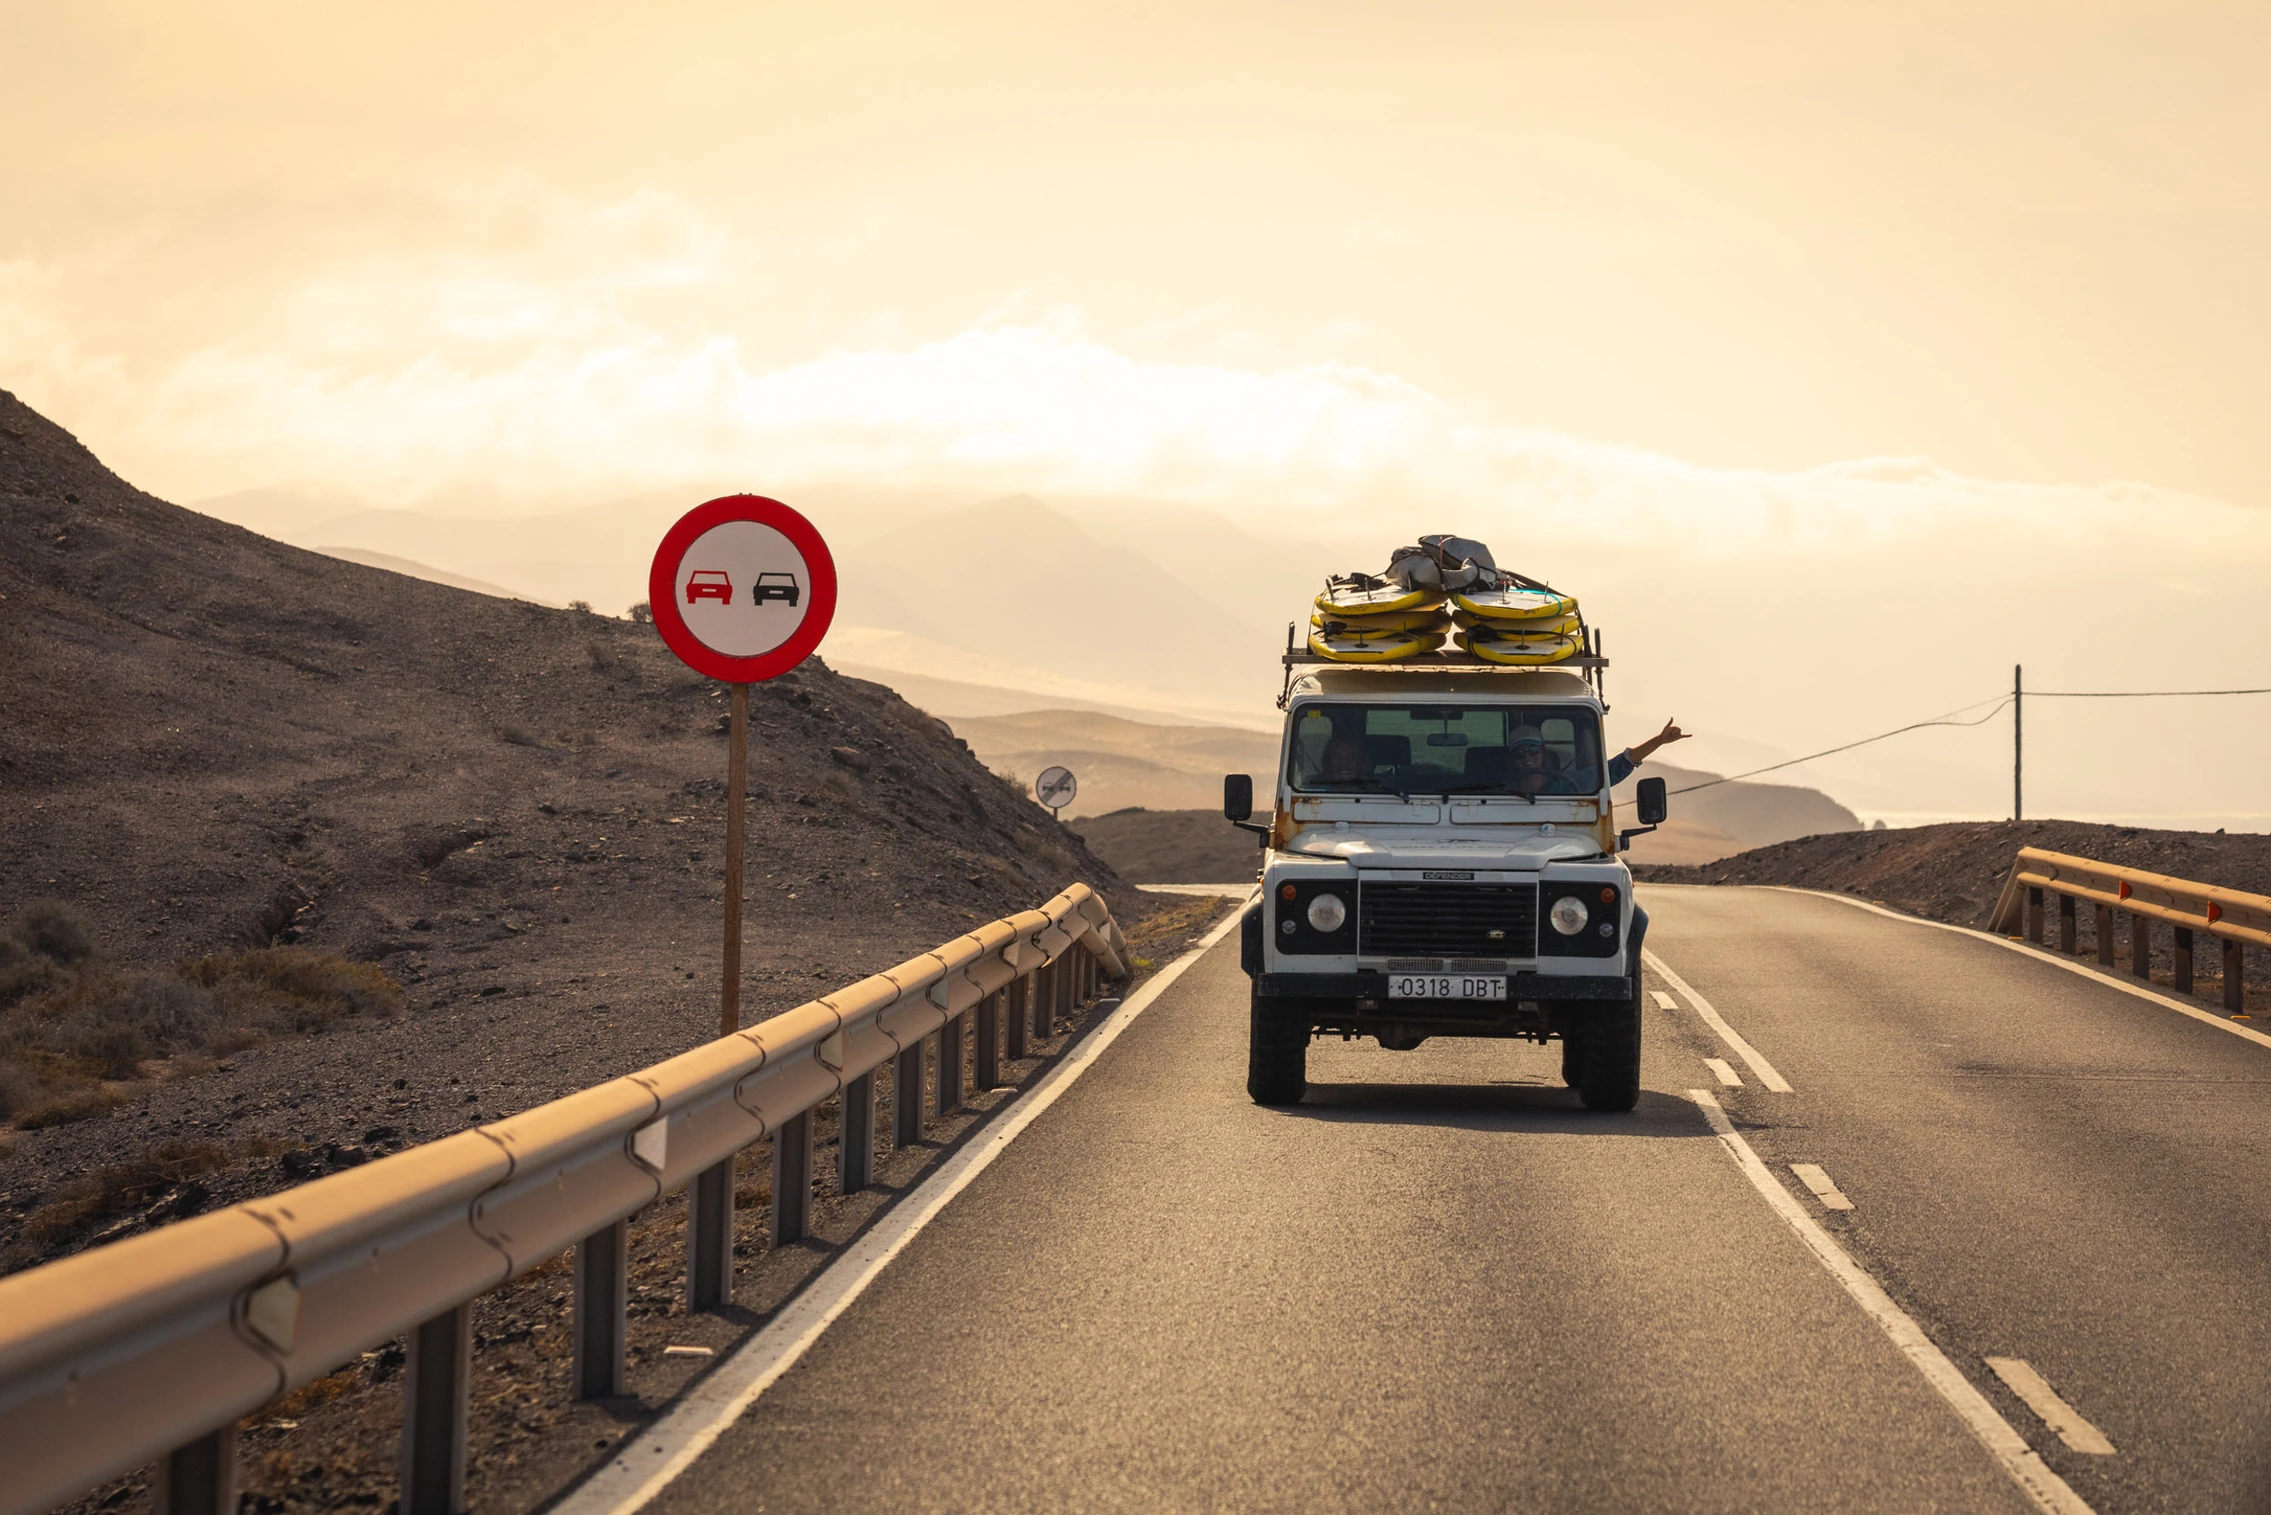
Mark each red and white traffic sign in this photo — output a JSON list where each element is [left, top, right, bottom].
[[648, 495, 836, 682]]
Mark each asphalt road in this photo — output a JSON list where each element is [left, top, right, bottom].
[[634, 885, 2271, 1514]]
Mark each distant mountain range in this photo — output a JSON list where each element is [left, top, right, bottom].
[[948, 708, 1860, 866]]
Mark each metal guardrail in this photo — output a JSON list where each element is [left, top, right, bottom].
[[0, 883, 1128, 1515], [1989, 847, 2268, 1012]]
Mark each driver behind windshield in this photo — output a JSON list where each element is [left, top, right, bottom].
[[1316, 735, 1369, 788]]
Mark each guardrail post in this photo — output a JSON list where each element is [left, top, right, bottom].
[[2174, 927, 2195, 995], [2094, 904, 2115, 966], [1006, 973, 1029, 1061], [2226, 938, 2247, 1016], [2059, 893, 2078, 953], [400, 1303, 471, 1515], [687, 1156, 734, 1312], [154, 1424, 238, 1515], [976, 990, 1001, 1090], [1034, 964, 1055, 1040], [2131, 913, 2153, 981], [2024, 886, 2044, 943], [840, 1070, 875, 1192], [573, 1220, 628, 1400], [893, 1039, 925, 1146], [937, 1014, 966, 1115], [771, 1110, 812, 1244]]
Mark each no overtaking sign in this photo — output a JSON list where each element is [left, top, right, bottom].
[[648, 494, 838, 1044], [649, 495, 836, 683]]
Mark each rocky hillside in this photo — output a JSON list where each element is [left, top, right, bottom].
[[0, 389, 1136, 1266]]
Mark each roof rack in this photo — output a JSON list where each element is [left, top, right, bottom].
[[1279, 623, 1610, 708]]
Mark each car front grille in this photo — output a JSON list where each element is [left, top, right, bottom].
[[1358, 882, 1538, 958]]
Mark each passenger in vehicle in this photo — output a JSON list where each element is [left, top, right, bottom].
[[1508, 729, 1561, 794], [1507, 716, 1687, 795]]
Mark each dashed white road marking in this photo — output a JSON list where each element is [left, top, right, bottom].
[[1651, 990, 1679, 1010], [1790, 1162, 1854, 1210], [1690, 1089, 2096, 1515], [1644, 950, 1795, 1092], [553, 893, 1257, 1515], [1703, 1057, 1742, 1087], [1987, 1358, 2117, 1456]]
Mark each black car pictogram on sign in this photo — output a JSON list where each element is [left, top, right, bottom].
[[753, 572, 801, 607]]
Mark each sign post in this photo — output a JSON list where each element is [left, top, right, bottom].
[[1036, 765, 1077, 816], [648, 494, 837, 1295], [648, 494, 839, 1034]]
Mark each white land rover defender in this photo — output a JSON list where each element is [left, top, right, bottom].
[[1224, 658, 1669, 1110]]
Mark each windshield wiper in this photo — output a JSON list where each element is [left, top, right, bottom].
[[1443, 782, 1538, 804]]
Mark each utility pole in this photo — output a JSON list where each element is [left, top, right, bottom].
[[2013, 663, 2023, 822]]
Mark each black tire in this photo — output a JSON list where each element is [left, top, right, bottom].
[[1573, 989, 1642, 1112], [1560, 1034, 1580, 1088], [1248, 995, 1308, 1106]]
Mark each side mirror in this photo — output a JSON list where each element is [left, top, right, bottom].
[[1223, 773, 1254, 822], [1636, 776, 1669, 826]]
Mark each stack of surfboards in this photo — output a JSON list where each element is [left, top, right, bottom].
[[1308, 535, 1584, 665]]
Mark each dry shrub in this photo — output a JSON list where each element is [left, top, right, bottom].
[[182, 946, 404, 1028], [18, 1138, 230, 1249], [14, 1084, 131, 1131], [1, 916, 404, 1130]]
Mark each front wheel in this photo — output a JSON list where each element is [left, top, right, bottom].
[[1572, 990, 1642, 1112], [1247, 996, 1309, 1106]]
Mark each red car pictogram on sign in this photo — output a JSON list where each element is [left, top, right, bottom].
[[685, 570, 734, 605]]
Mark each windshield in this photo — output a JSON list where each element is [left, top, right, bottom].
[[1288, 702, 1604, 797]]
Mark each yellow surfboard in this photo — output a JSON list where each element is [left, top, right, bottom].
[[1455, 627, 1582, 665], [1315, 574, 1445, 617], [1449, 585, 1579, 621], [1309, 626, 1447, 663], [1311, 606, 1447, 636], [1449, 607, 1580, 636]]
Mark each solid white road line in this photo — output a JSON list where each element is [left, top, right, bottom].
[[1651, 990, 1679, 1010], [1790, 1162, 1854, 1211], [1986, 1357, 2117, 1455], [1769, 887, 2271, 1055], [1643, 949, 1795, 1092], [554, 892, 1257, 1515], [1703, 1057, 1743, 1087], [1689, 1089, 2096, 1515]]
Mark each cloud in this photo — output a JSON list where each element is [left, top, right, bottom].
[[2, 188, 2259, 565]]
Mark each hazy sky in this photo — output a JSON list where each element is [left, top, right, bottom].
[[6, 1, 2269, 511]]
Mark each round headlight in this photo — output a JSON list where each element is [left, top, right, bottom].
[[1549, 895, 1590, 935], [1306, 892, 1348, 932]]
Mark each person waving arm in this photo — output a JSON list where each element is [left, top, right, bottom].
[[1607, 718, 1686, 786]]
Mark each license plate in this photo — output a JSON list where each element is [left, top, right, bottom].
[[1388, 975, 1508, 1000]]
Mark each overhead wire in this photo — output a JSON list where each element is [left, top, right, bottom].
[[1663, 681, 2268, 795], [1666, 695, 2012, 795], [2030, 687, 2271, 698]]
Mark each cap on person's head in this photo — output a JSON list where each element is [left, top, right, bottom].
[[1509, 725, 1545, 752]]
